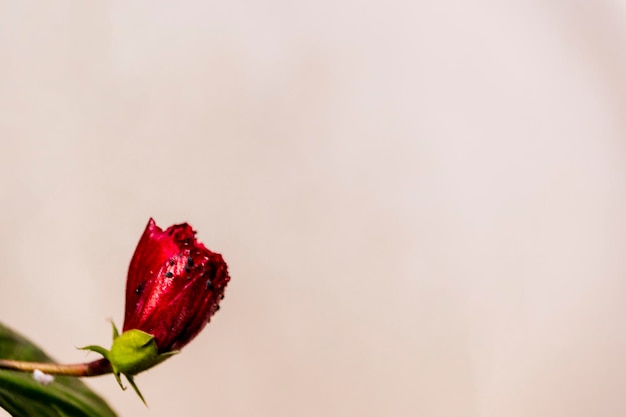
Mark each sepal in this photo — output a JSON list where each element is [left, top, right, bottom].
[[79, 322, 176, 405]]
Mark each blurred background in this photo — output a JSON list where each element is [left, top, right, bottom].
[[1, 1, 626, 416]]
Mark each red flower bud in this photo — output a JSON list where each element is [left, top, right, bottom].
[[122, 218, 230, 353]]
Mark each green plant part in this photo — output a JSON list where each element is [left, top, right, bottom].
[[81, 322, 177, 405], [0, 322, 117, 417]]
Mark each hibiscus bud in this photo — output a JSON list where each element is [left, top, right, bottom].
[[123, 218, 230, 353], [80, 219, 230, 404]]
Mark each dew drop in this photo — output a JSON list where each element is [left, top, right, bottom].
[[165, 271, 174, 278], [135, 282, 144, 295], [206, 279, 214, 291]]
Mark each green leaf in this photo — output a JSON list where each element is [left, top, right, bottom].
[[0, 322, 117, 417]]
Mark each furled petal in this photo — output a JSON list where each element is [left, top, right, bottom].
[[123, 219, 229, 352]]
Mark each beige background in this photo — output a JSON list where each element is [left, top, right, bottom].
[[1, 1, 626, 416]]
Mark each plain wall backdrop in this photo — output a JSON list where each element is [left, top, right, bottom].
[[1, 1, 626, 416]]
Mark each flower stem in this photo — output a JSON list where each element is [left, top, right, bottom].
[[0, 358, 112, 377]]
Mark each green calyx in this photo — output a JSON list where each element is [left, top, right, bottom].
[[80, 322, 177, 405]]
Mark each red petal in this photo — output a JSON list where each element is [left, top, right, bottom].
[[123, 219, 178, 327], [123, 219, 230, 352]]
